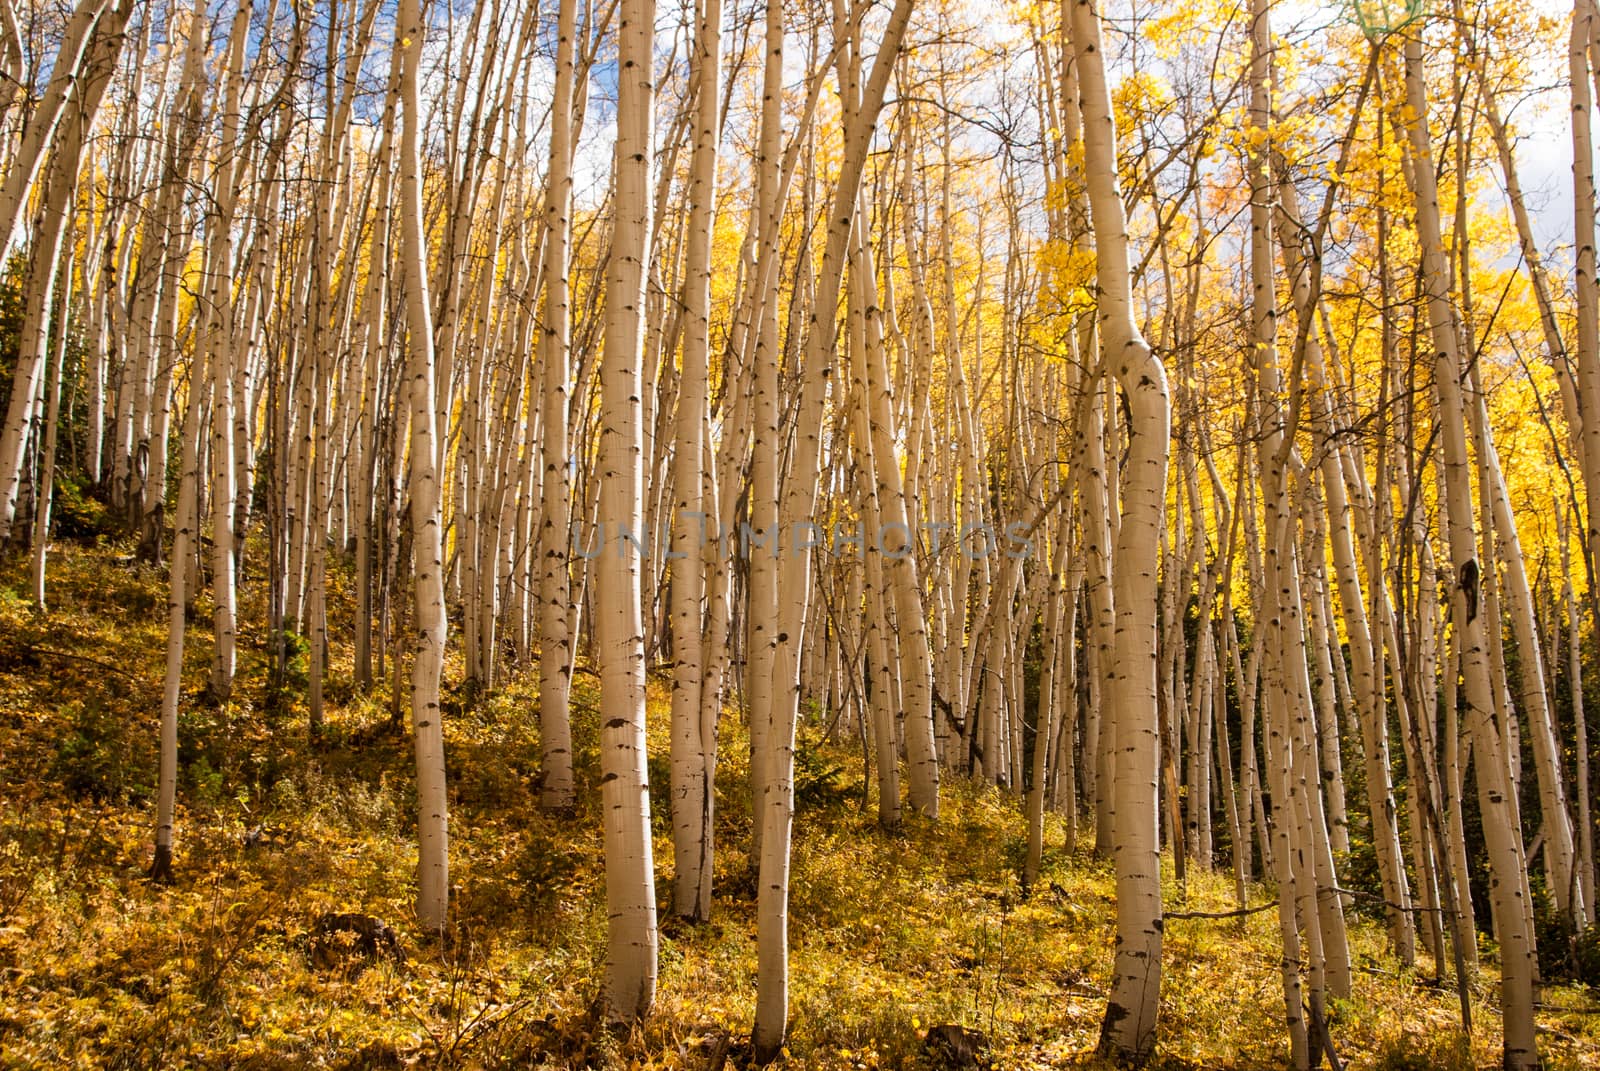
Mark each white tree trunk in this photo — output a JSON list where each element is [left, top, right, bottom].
[[397, 0, 450, 934], [1070, 0, 1170, 1059], [203, 0, 255, 702], [152, 356, 205, 885], [755, 0, 914, 1054], [30, 251, 70, 610], [668, 0, 721, 921], [1401, 32, 1538, 1069], [598, 0, 659, 1019], [539, 0, 583, 812]]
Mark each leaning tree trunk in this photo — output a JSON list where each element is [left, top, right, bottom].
[[0, 0, 109, 259], [1401, 29, 1538, 1071], [0, 3, 124, 541], [753, 0, 915, 1054]]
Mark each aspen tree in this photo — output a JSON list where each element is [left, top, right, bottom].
[[668, 0, 721, 921], [355, 29, 403, 694], [1245, 9, 1354, 1045], [1207, 450, 1250, 903], [538, 0, 584, 812], [1027, 523, 1072, 891], [151, 355, 204, 886], [134, 62, 200, 569], [698, 29, 836, 844], [1467, 355, 1583, 927], [1400, 28, 1539, 1069], [1304, 307, 1415, 961], [1397, 389, 1480, 972], [199, 0, 256, 702], [0, 0, 127, 541], [0, 0, 19, 92], [0, 0, 110, 260], [0, 126, 75, 546], [849, 174, 939, 814], [1187, 460, 1218, 873], [1068, 0, 1170, 1059], [1051, 22, 1117, 844], [1302, 497, 1348, 857], [1265, 114, 1418, 970], [397, 0, 450, 934], [1558, 503, 1596, 917], [99, 10, 171, 534], [30, 249, 69, 610], [848, 234, 901, 831], [858, 198, 939, 818], [755, 0, 916, 1054], [598, 0, 660, 1019], [1574, 0, 1600, 595], [1436, 50, 1581, 933], [744, 0, 783, 875]]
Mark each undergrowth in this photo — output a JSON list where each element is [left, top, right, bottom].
[[0, 544, 1595, 1069]]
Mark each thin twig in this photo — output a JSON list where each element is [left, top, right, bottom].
[[5, 640, 149, 685], [1327, 886, 1445, 914], [1165, 899, 1279, 921]]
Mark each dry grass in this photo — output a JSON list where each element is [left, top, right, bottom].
[[0, 543, 1595, 1069]]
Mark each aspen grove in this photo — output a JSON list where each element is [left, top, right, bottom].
[[5, 0, 1600, 1067]]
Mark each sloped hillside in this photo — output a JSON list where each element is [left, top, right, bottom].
[[0, 544, 1595, 1070]]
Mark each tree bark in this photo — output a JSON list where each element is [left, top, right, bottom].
[[598, 0, 660, 1019], [397, 0, 450, 934], [1070, 0, 1170, 1060]]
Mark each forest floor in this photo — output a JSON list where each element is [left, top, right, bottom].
[[0, 542, 1597, 1070]]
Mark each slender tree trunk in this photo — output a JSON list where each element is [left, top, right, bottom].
[[204, 0, 255, 703], [0, 0, 109, 258], [856, 190, 939, 817], [397, 0, 450, 934], [0, 140, 74, 546], [1560, 504, 1597, 919], [0, 6, 124, 539], [669, 0, 721, 921], [30, 253, 69, 610], [539, 0, 582, 812], [152, 357, 204, 885], [598, 0, 659, 1019], [1400, 31, 1538, 1069], [754, 0, 915, 1054], [1027, 528, 1071, 891]]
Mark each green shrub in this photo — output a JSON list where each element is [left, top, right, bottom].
[[1532, 872, 1581, 982], [49, 471, 112, 541], [1335, 828, 1387, 924], [794, 731, 851, 811], [49, 699, 152, 802], [1575, 923, 1600, 988]]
